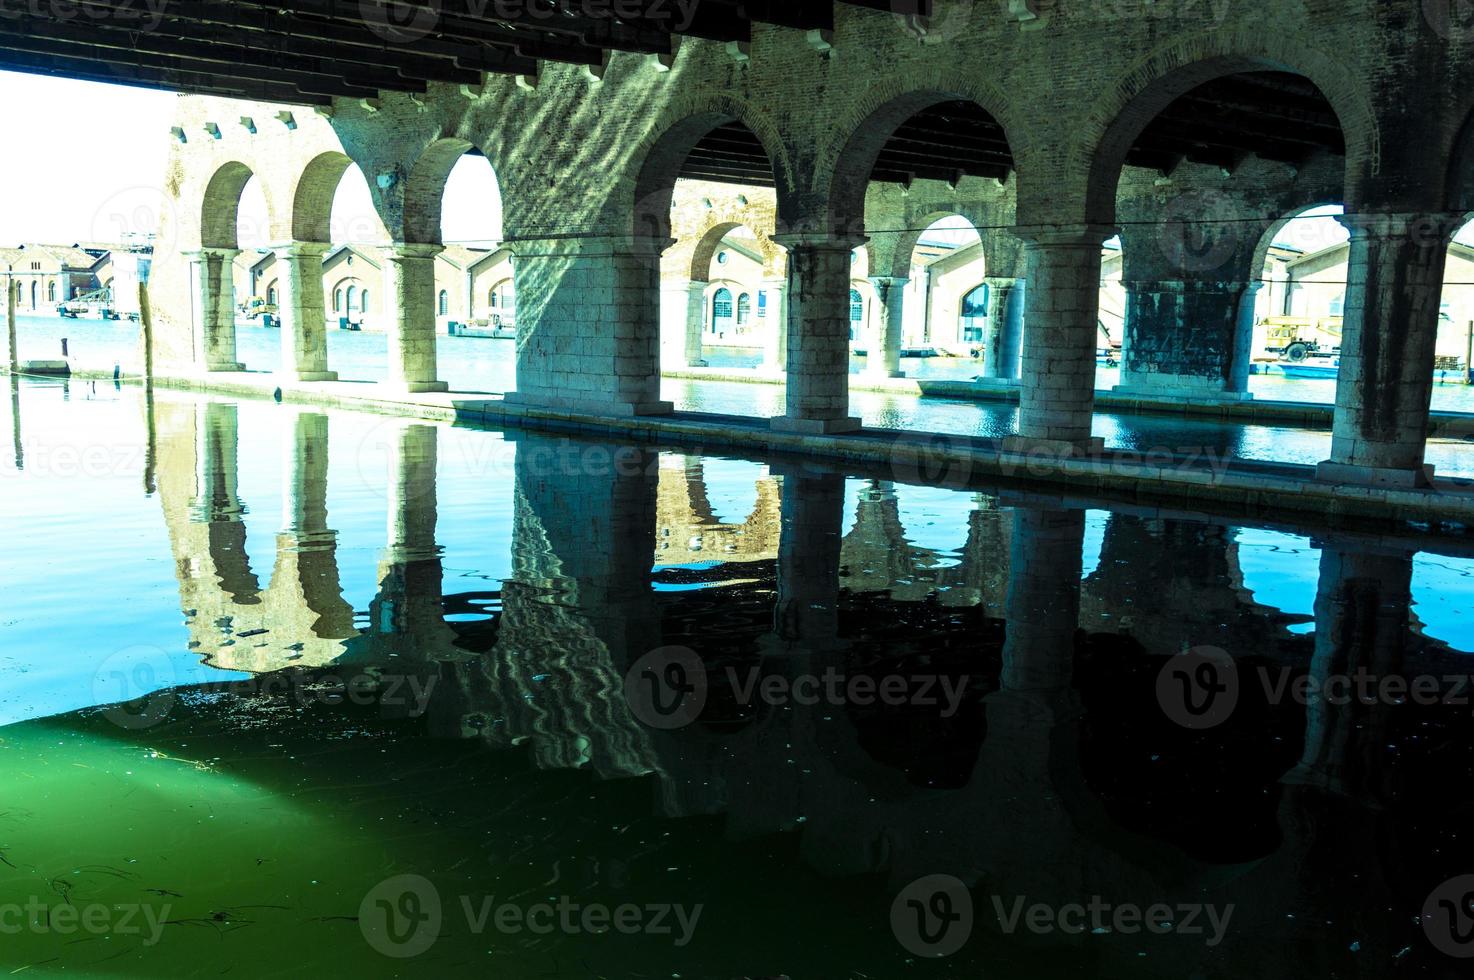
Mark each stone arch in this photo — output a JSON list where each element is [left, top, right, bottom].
[[1247, 201, 1344, 282], [289, 150, 355, 244], [1445, 106, 1474, 214], [821, 74, 1018, 237], [200, 160, 259, 250], [867, 208, 983, 281], [629, 94, 791, 241], [1079, 33, 1376, 224], [402, 137, 502, 245]]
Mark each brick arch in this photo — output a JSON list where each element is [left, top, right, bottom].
[[1445, 105, 1474, 214], [402, 137, 502, 245], [199, 161, 262, 250], [289, 150, 355, 244], [820, 71, 1018, 239], [1248, 201, 1344, 282], [1079, 33, 1376, 225], [630, 93, 792, 241], [688, 215, 785, 281], [867, 209, 984, 281]]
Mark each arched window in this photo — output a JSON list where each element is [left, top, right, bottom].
[[267, 284, 278, 306], [960, 283, 990, 344], [489, 279, 514, 312], [334, 288, 343, 313], [711, 287, 734, 334], [359, 288, 369, 313], [736, 292, 751, 326], [438, 289, 449, 316], [849, 289, 864, 323], [345, 285, 358, 312], [30, 281, 37, 308], [47, 281, 56, 303]]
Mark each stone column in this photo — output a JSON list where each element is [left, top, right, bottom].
[[3, 269, 16, 374], [683, 279, 708, 367], [1317, 212, 1453, 488], [382, 242, 449, 393], [274, 242, 337, 382], [1004, 227, 1111, 453], [999, 506, 1085, 693], [863, 275, 907, 379], [183, 248, 244, 372], [193, 402, 259, 605], [982, 277, 1024, 381], [503, 234, 672, 416], [771, 234, 860, 433], [760, 277, 787, 376], [276, 411, 353, 638], [1115, 279, 1252, 400]]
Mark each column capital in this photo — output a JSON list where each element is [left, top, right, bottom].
[[1334, 210, 1460, 246], [1011, 223, 1117, 248], [984, 275, 1022, 287], [181, 246, 240, 262], [867, 275, 909, 287], [273, 241, 331, 260], [770, 232, 866, 252], [382, 242, 444, 262]]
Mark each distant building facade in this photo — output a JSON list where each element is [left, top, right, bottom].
[[0, 243, 116, 311]]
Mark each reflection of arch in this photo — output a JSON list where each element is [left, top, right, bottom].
[[290, 150, 354, 243], [200, 161, 257, 250], [1080, 42, 1370, 222]]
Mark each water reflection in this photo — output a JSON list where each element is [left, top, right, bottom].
[[4, 383, 1474, 976]]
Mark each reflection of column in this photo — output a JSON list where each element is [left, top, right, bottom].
[[275, 242, 337, 382], [1284, 546, 1412, 804], [761, 277, 787, 375], [275, 411, 353, 637], [771, 235, 860, 433], [683, 279, 708, 367], [382, 242, 449, 392], [1007, 228, 1110, 452], [369, 423, 455, 660], [1318, 212, 1452, 487], [773, 468, 846, 647], [999, 507, 1085, 695], [864, 276, 906, 379], [184, 248, 244, 372], [194, 402, 260, 605], [9, 372, 21, 471], [982, 277, 1024, 380]]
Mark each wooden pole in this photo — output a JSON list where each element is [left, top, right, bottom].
[[1466, 319, 1473, 384]]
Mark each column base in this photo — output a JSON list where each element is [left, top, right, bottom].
[[1001, 435, 1106, 456], [279, 370, 339, 383], [389, 380, 451, 394], [1112, 384, 1253, 403], [1316, 460, 1436, 489], [502, 391, 674, 417], [203, 362, 245, 373], [771, 415, 862, 435]]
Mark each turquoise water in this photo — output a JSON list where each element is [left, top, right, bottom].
[[2, 377, 1474, 976]]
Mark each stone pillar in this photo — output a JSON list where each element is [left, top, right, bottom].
[[1115, 279, 1252, 400], [193, 402, 259, 605], [183, 248, 244, 372], [276, 411, 353, 638], [504, 234, 672, 416], [683, 279, 708, 367], [982, 277, 1024, 381], [1000, 506, 1085, 693], [274, 242, 337, 382], [760, 277, 787, 375], [1004, 227, 1110, 453], [863, 275, 907, 379], [773, 467, 846, 647], [382, 243, 449, 393], [1317, 212, 1453, 487], [3, 269, 16, 374], [1284, 545, 1412, 803], [771, 234, 860, 433]]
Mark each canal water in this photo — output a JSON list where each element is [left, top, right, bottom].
[[14, 315, 1474, 479], [2, 376, 1474, 977]]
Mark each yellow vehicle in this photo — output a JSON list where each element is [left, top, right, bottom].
[[1261, 315, 1343, 361], [239, 295, 278, 320]]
